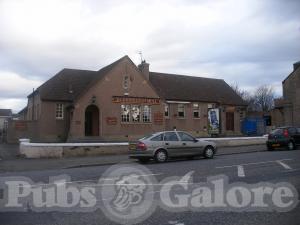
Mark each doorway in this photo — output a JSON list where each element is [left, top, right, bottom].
[[226, 112, 234, 131], [85, 105, 99, 136]]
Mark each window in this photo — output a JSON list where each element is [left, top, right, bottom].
[[164, 132, 179, 141], [131, 105, 141, 122], [271, 129, 283, 135], [178, 132, 195, 141], [164, 104, 169, 118], [151, 133, 164, 141], [178, 104, 185, 118], [121, 105, 130, 122], [56, 103, 64, 119], [193, 103, 200, 118], [288, 127, 297, 135], [121, 105, 152, 123], [142, 105, 151, 122], [264, 115, 272, 126], [297, 128, 300, 134], [140, 134, 154, 140]]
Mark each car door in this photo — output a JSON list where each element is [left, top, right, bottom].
[[163, 132, 182, 157], [177, 131, 200, 156], [288, 127, 298, 144]]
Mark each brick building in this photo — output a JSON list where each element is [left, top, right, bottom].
[[17, 56, 247, 142], [273, 61, 300, 127]]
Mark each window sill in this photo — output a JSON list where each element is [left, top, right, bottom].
[[121, 122, 152, 125], [177, 117, 186, 120]]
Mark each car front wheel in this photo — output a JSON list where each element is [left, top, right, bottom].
[[204, 146, 215, 159]]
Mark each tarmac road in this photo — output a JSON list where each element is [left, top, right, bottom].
[[0, 148, 299, 225]]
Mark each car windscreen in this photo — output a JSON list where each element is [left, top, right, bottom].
[[140, 134, 154, 140], [270, 129, 283, 135], [177, 132, 195, 141]]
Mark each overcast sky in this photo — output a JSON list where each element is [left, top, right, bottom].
[[0, 0, 299, 112]]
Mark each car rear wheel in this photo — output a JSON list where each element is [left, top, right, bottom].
[[287, 141, 295, 150], [204, 146, 215, 159], [155, 149, 168, 163], [267, 146, 273, 151]]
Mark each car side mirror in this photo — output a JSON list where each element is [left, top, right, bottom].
[[194, 139, 198, 142]]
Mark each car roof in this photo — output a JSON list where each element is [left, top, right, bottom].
[[163, 131, 176, 133], [150, 130, 187, 136]]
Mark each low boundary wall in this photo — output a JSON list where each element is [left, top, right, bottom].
[[200, 136, 267, 147], [19, 136, 267, 158]]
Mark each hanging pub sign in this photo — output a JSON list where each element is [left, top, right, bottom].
[[112, 96, 160, 105], [208, 108, 220, 135]]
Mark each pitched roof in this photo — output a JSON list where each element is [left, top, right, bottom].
[[283, 63, 300, 83], [0, 109, 12, 117], [33, 56, 127, 101], [149, 72, 247, 106], [18, 106, 28, 115], [29, 55, 246, 106]]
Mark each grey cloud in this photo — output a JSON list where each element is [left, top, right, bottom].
[[0, 0, 299, 111], [141, 0, 300, 96], [258, 0, 300, 21]]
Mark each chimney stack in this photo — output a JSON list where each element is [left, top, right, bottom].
[[138, 60, 150, 80], [293, 61, 300, 71]]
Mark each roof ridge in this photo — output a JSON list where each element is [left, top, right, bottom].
[[72, 55, 129, 101], [150, 71, 223, 81], [97, 55, 129, 72], [61, 68, 96, 72]]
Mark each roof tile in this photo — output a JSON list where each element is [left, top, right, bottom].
[[149, 72, 247, 105]]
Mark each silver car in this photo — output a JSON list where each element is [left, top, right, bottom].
[[129, 131, 217, 163]]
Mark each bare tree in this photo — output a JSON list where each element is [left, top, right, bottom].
[[230, 83, 274, 112], [230, 83, 254, 110], [253, 85, 275, 112], [230, 82, 249, 100]]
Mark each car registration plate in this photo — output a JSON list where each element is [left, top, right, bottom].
[[272, 144, 280, 147], [129, 144, 136, 150]]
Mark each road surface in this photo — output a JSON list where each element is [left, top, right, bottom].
[[0, 149, 299, 225]]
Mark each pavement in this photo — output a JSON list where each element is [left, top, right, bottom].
[[0, 149, 300, 225], [0, 144, 267, 172]]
